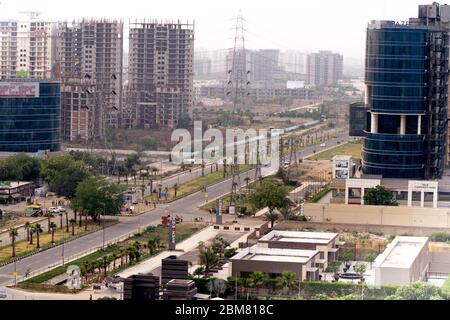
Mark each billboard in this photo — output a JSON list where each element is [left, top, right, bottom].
[[0, 82, 39, 98]]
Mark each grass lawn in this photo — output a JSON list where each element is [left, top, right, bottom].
[[19, 222, 207, 288], [307, 142, 362, 161], [146, 164, 252, 202]]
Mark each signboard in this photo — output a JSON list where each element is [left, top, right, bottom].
[[216, 199, 223, 224], [229, 206, 235, 215], [0, 82, 39, 98], [168, 218, 176, 251]]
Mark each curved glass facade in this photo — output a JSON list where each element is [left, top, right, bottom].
[[365, 27, 428, 114], [362, 22, 449, 179], [363, 133, 425, 179], [0, 81, 61, 152]]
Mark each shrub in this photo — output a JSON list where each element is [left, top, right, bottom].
[[429, 232, 450, 243]]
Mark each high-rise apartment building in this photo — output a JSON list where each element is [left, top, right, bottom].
[[0, 15, 56, 79], [307, 51, 343, 86], [362, 20, 448, 179], [56, 19, 123, 141], [279, 51, 309, 75], [125, 20, 194, 129]]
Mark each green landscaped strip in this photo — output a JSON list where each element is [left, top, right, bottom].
[[307, 142, 362, 161], [19, 223, 207, 287]]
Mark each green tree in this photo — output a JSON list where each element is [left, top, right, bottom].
[[40, 155, 80, 185], [32, 224, 43, 249], [248, 179, 292, 214], [198, 241, 219, 273], [276, 271, 297, 293], [326, 260, 342, 280], [363, 186, 398, 206], [246, 272, 267, 293], [44, 212, 54, 234], [9, 228, 18, 258], [25, 222, 31, 242], [264, 212, 280, 229], [386, 282, 443, 300], [49, 222, 57, 244], [16, 69, 28, 78], [364, 251, 378, 269], [72, 176, 125, 221], [193, 266, 205, 278], [70, 219, 76, 236], [147, 238, 157, 255], [50, 164, 90, 199]]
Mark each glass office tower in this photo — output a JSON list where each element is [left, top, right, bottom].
[[362, 21, 449, 179], [0, 80, 61, 152]]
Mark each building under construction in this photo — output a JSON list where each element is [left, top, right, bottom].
[[56, 19, 123, 141], [124, 20, 194, 129]]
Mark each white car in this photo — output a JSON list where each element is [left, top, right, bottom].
[[320, 143, 326, 148], [57, 206, 66, 212], [48, 207, 60, 213], [0, 289, 7, 299]]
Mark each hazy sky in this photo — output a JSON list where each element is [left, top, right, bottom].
[[0, 0, 438, 58]]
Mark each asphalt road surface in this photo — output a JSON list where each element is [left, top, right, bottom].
[[0, 134, 350, 287]]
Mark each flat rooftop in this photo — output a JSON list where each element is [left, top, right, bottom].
[[259, 230, 338, 245], [231, 246, 319, 264], [374, 236, 428, 269], [0, 181, 33, 189]]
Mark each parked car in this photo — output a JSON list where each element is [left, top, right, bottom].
[[57, 206, 66, 213], [320, 143, 326, 148], [0, 289, 7, 299]]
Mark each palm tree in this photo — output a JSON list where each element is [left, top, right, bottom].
[[246, 272, 267, 294], [44, 212, 53, 234], [49, 222, 57, 244], [73, 209, 78, 226], [78, 211, 83, 228], [198, 242, 218, 274], [174, 184, 179, 198], [111, 253, 117, 270], [276, 272, 297, 294], [33, 224, 43, 249], [65, 211, 69, 233], [70, 219, 76, 236], [9, 228, 18, 258], [24, 222, 31, 242], [59, 213, 63, 229], [264, 212, 280, 228], [29, 228, 34, 245], [148, 238, 157, 255]]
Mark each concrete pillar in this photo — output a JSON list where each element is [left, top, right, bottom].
[[408, 190, 413, 207], [420, 191, 425, 208], [433, 191, 438, 209], [418, 115, 422, 135], [345, 187, 349, 205], [400, 115, 406, 135], [371, 113, 378, 134], [361, 188, 365, 205]]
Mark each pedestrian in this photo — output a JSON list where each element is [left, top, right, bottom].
[[89, 294, 92, 300]]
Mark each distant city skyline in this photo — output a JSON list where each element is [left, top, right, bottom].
[[0, 0, 436, 59]]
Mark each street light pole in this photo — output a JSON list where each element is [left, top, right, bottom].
[[103, 203, 106, 249]]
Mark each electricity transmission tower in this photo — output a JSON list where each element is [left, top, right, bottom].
[[227, 11, 251, 216]]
